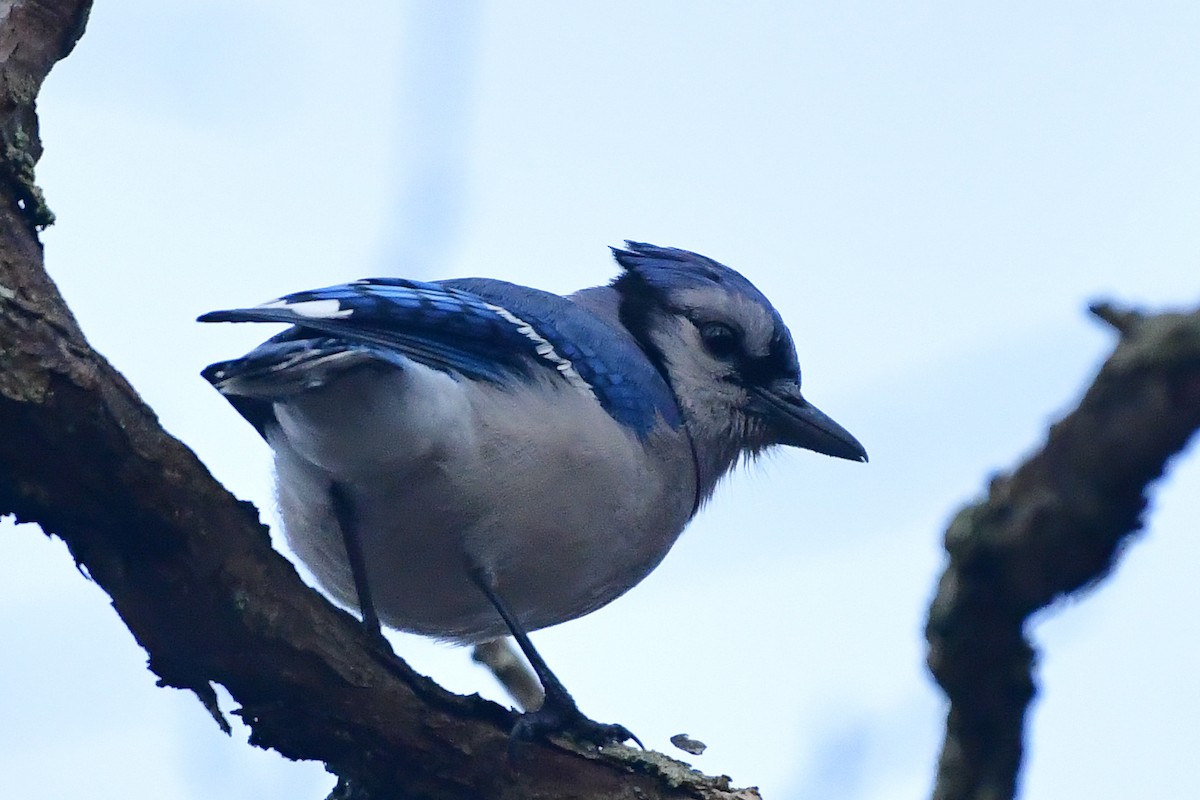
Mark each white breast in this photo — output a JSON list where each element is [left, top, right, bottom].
[[268, 359, 696, 642]]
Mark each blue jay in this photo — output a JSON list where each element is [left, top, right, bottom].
[[200, 242, 866, 747]]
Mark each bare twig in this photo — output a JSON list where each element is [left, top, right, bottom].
[[926, 301, 1200, 800], [1088, 301, 1144, 335]]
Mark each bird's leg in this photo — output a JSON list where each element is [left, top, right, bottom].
[[469, 566, 642, 750], [471, 639, 545, 712], [329, 481, 391, 652]]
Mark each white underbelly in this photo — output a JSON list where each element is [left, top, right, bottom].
[[270, 363, 695, 642]]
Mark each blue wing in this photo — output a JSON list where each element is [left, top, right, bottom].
[[200, 277, 681, 438]]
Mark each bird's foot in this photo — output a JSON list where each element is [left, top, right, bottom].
[[511, 694, 642, 752], [362, 623, 394, 656]]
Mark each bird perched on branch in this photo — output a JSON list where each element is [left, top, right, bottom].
[[200, 242, 866, 747]]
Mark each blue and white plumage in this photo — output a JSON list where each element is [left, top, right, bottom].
[[201, 241, 866, 743]]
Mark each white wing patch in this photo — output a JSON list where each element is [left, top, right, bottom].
[[483, 302, 597, 398], [258, 298, 353, 319]]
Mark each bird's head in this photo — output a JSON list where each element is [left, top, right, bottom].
[[612, 242, 866, 490]]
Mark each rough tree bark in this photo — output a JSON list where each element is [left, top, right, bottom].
[[926, 302, 1200, 800], [1, 3, 1196, 800]]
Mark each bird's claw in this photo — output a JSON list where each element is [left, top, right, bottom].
[[509, 698, 642, 755]]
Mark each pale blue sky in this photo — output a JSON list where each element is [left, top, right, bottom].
[[2, 3, 1197, 798]]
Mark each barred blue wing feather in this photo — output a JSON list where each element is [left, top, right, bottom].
[[441, 278, 682, 436], [199, 277, 681, 438], [199, 279, 528, 383]]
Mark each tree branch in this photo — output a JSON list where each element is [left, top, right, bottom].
[[925, 301, 1200, 800], [0, 4, 755, 798]]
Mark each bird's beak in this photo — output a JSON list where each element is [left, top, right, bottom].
[[750, 381, 868, 462]]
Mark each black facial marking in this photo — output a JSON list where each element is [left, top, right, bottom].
[[735, 330, 799, 388], [613, 270, 672, 378], [613, 265, 801, 392]]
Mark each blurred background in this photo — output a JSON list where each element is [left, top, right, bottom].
[[1, 2, 1197, 798]]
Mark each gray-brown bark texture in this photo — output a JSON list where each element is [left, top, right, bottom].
[[0, 2, 758, 798], [926, 303, 1200, 800]]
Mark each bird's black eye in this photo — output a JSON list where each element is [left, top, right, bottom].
[[699, 321, 740, 358]]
